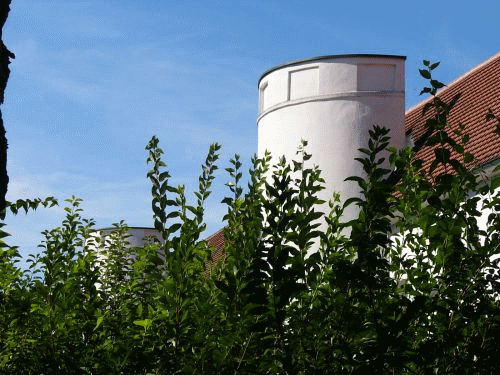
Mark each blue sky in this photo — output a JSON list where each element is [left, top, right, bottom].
[[3, 0, 499, 263]]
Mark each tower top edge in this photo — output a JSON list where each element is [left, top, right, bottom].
[[258, 54, 407, 86]]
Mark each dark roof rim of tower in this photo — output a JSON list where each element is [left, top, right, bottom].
[[258, 54, 407, 87]]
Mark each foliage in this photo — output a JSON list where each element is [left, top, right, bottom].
[[1, 63, 500, 374]]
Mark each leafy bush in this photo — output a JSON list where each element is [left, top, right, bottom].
[[1, 64, 500, 374]]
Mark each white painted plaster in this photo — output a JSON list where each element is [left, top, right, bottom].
[[257, 55, 406, 222]]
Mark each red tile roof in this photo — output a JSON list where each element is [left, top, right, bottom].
[[406, 52, 500, 175], [204, 227, 226, 272]]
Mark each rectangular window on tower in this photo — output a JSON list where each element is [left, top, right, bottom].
[[259, 81, 268, 114], [288, 66, 319, 101], [357, 64, 396, 91]]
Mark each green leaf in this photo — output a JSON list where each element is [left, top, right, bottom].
[[430, 79, 445, 89], [419, 69, 431, 79], [464, 152, 474, 164], [434, 148, 451, 164], [420, 87, 432, 95], [343, 197, 362, 208], [490, 176, 500, 191], [94, 316, 104, 331], [168, 223, 182, 233], [133, 319, 152, 330], [430, 62, 440, 70]]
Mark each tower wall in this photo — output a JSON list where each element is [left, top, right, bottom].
[[257, 54, 406, 221]]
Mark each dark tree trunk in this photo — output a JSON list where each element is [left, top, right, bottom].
[[0, 0, 14, 212]]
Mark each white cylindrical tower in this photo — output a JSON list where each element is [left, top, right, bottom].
[[257, 54, 406, 221]]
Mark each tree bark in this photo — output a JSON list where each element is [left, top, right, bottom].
[[0, 0, 14, 212]]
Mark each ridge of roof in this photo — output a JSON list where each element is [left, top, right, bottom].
[[205, 227, 225, 242]]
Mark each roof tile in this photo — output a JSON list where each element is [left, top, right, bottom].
[[406, 53, 500, 175]]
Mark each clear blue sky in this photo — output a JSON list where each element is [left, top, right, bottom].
[[3, 0, 499, 263]]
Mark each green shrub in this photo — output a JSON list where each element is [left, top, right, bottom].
[[1, 63, 499, 374]]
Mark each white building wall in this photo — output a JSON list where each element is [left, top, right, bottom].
[[257, 55, 406, 221], [87, 227, 163, 250]]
